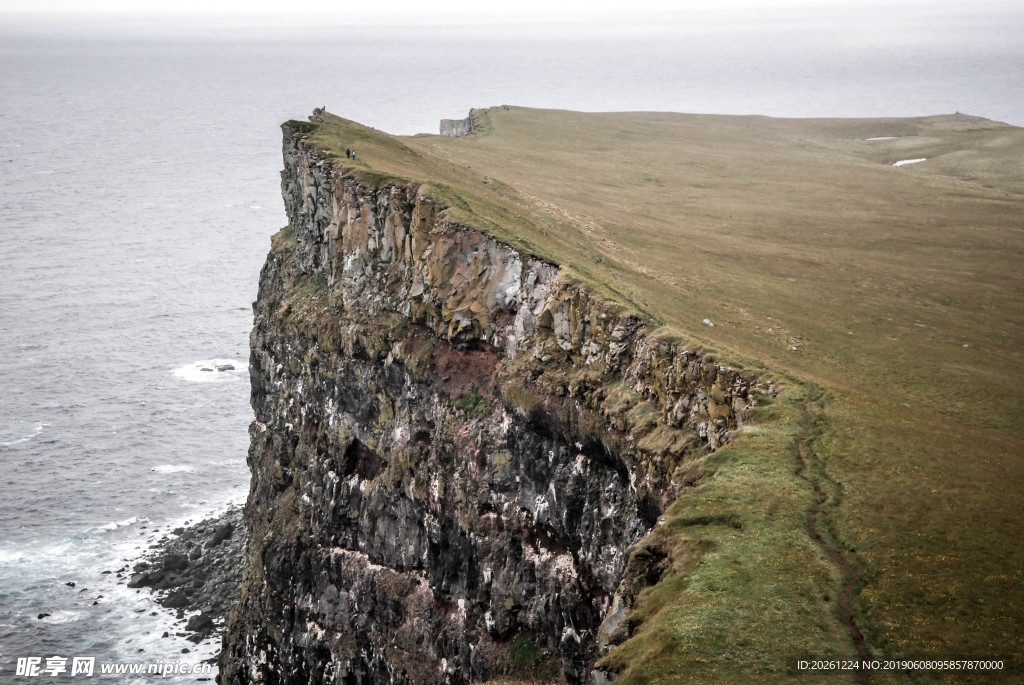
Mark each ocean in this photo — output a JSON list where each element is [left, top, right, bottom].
[[1, 4, 1022, 681]]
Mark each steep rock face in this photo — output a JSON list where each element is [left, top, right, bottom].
[[439, 116, 475, 137], [220, 121, 763, 684]]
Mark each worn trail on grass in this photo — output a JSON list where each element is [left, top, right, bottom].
[[793, 396, 869, 684]]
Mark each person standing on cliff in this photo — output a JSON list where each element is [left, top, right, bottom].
[[345, 148, 351, 158]]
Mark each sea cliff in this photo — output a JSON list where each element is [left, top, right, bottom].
[[219, 115, 770, 684]]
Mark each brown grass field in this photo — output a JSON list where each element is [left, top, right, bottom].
[[302, 107, 1023, 683]]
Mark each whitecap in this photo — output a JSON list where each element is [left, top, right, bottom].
[[151, 464, 195, 474], [864, 136, 898, 140], [1, 422, 45, 447], [100, 516, 139, 531], [38, 610, 82, 625], [172, 359, 245, 383], [0, 549, 26, 563], [893, 158, 927, 166]]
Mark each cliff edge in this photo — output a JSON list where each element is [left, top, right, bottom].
[[219, 114, 769, 684]]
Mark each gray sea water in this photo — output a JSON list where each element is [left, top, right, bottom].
[[2, 4, 1023, 681]]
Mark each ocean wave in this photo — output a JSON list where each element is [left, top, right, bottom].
[[37, 610, 81, 625], [99, 516, 139, 531], [0, 549, 26, 563], [151, 464, 195, 474], [172, 359, 245, 383], [1, 422, 45, 447]]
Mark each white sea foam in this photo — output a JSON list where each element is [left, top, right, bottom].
[[99, 515, 139, 531], [38, 610, 81, 625], [893, 158, 927, 166], [0, 549, 26, 563], [172, 359, 245, 383], [864, 136, 898, 140], [1, 422, 45, 447], [0, 519, 225, 684], [151, 464, 195, 474]]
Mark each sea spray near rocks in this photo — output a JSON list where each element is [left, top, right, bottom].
[[173, 359, 247, 383], [125, 508, 245, 648]]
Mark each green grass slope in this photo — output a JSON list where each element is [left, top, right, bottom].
[[297, 108, 1024, 682]]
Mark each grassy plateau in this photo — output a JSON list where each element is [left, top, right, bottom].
[[298, 107, 1023, 683]]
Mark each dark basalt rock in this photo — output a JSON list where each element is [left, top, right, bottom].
[[205, 521, 234, 549], [127, 571, 161, 588], [161, 589, 190, 609], [163, 553, 189, 571], [186, 612, 215, 633]]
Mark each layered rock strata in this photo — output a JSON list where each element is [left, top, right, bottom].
[[220, 119, 764, 684]]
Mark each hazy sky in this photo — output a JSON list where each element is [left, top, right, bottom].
[[0, 0, 1006, 14], [6, 0, 670, 12]]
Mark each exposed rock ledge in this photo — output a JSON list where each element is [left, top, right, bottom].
[[439, 115, 475, 137], [220, 116, 771, 684]]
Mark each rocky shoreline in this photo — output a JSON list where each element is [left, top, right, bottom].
[[118, 507, 245, 648]]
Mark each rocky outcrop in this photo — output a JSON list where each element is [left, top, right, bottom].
[[439, 116, 474, 137], [128, 507, 245, 645], [220, 117, 766, 684]]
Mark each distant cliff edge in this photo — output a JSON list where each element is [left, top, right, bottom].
[[439, 115, 474, 137]]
